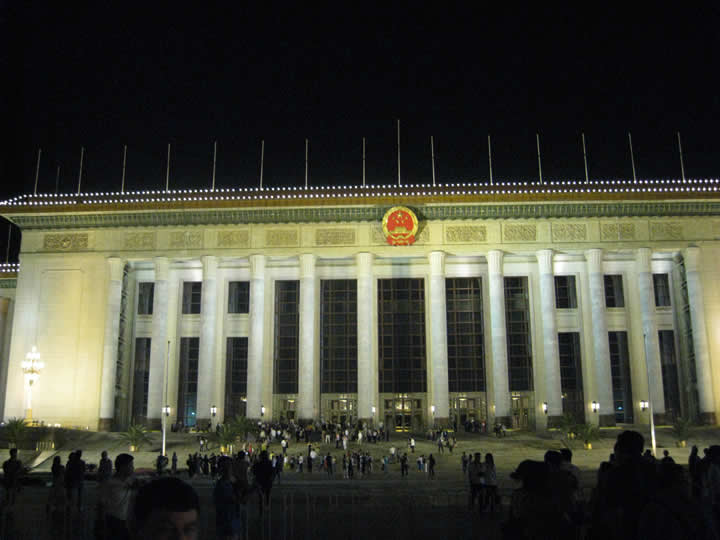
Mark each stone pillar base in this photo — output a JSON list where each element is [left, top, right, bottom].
[[297, 418, 315, 427], [97, 418, 113, 432], [699, 412, 717, 425], [196, 417, 212, 431], [357, 417, 374, 428], [493, 415, 513, 428], [432, 417, 450, 428], [598, 414, 616, 427], [652, 413, 667, 426], [146, 418, 162, 431], [546, 415, 565, 429]]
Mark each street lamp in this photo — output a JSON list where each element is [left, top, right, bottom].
[[21, 346, 44, 422], [260, 405, 265, 417], [161, 405, 171, 456]]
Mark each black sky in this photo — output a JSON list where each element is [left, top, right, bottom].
[[1, 4, 719, 259]]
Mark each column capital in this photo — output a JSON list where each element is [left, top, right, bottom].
[[585, 248, 603, 272], [107, 257, 125, 282], [428, 251, 446, 277], [487, 250, 504, 275], [635, 247, 652, 272], [201, 255, 218, 279], [154, 256, 170, 281], [299, 253, 316, 278], [684, 246, 701, 272], [249, 254, 266, 277], [536, 249, 554, 274]]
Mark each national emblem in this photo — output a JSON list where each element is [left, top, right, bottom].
[[382, 206, 419, 246]]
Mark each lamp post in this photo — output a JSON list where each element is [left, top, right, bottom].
[[21, 346, 44, 423], [210, 405, 217, 430], [161, 405, 171, 456]]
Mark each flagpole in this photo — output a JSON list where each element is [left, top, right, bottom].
[[121, 145, 127, 193], [33, 148, 41, 195], [430, 136, 436, 187], [397, 119, 401, 186], [488, 135, 494, 186], [305, 138, 309, 189], [77, 146, 84, 194], [211, 141, 217, 191], [677, 132, 686, 181], [5, 226, 10, 263], [582, 132, 589, 183], [55, 165, 60, 194], [362, 137, 366, 187], [165, 143, 171, 191], [536, 133, 543, 184], [259, 139, 265, 189], [628, 132, 637, 183]]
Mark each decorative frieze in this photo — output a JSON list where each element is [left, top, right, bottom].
[[315, 228, 356, 246], [445, 225, 487, 243], [650, 222, 683, 241], [0, 279, 16, 289], [503, 224, 536, 242], [217, 230, 250, 248], [266, 229, 299, 247], [169, 231, 203, 249], [124, 232, 156, 250], [551, 223, 587, 242], [601, 223, 635, 241], [43, 233, 89, 251]]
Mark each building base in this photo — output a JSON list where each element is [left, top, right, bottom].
[[598, 414, 616, 427], [146, 418, 162, 431], [652, 413, 667, 426], [699, 412, 717, 425], [97, 418, 113, 432], [357, 417, 373, 428], [196, 417, 212, 432], [433, 416, 450, 428], [546, 415, 564, 429], [494, 415, 513, 428]]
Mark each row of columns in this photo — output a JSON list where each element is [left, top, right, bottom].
[[98, 246, 716, 430]]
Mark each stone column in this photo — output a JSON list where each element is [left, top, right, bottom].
[[636, 248, 666, 423], [487, 250, 511, 425], [685, 247, 716, 423], [537, 250, 563, 427], [0, 297, 12, 422], [246, 255, 266, 419], [428, 251, 449, 426], [196, 256, 218, 429], [356, 253, 376, 425], [298, 254, 318, 422], [98, 257, 125, 431], [585, 249, 615, 426], [147, 257, 170, 430]]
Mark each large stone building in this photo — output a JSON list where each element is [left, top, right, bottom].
[[0, 179, 719, 431]]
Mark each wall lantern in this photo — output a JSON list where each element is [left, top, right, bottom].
[[542, 402, 548, 414], [591, 401, 600, 413]]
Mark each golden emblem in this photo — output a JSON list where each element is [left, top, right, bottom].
[[382, 206, 419, 246]]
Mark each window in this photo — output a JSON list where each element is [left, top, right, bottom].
[[320, 280, 358, 393], [225, 337, 248, 418], [274, 281, 299, 394], [228, 281, 250, 314], [378, 279, 427, 393], [131, 338, 151, 422], [558, 332, 584, 422], [505, 277, 533, 392], [604, 275, 625, 308], [137, 283, 154, 315], [653, 274, 671, 307], [177, 337, 200, 427], [658, 330, 681, 419], [609, 331, 633, 423], [182, 282, 202, 314], [554, 276, 577, 309], [446, 277, 485, 392]]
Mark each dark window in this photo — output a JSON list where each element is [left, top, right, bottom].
[[320, 280, 358, 393], [182, 282, 202, 314], [659, 330, 681, 419], [274, 281, 299, 394], [225, 337, 248, 418], [228, 281, 250, 314], [378, 278, 427, 393], [558, 332, 585, 422], [604, 275, 625, 308], [609, 331, 633, 423], [177, 337, 200, 427], [653, 274, 672, 307], [554, 276, 577, 309], [137, 283, 154, 315], [131, 338, 151, 422], [505, 277, 533, 391], [446, 277, 485, 392]]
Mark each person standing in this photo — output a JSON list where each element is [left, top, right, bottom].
[[214, 456, 241, 540], [428, 454, 436, 478], [100, 453, 137, 540], [410, 437, 416, 453], [2, 448, 23, 506], [66, 450, 86, 511], [171, 452, 178, 475], [467, 452, 484, 511], [98, 451, 113, 485]]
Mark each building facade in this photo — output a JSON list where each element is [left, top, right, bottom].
[[1, 179, 719, 431]]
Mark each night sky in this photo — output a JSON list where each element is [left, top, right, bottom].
[[1, 4, 719, 259]]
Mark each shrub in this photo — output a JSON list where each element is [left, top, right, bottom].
[[119, 424, 153, 451]]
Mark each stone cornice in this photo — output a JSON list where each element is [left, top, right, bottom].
[[3, 200, 720, 230]]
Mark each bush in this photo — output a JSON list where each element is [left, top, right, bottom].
[[672, 417, 692, 442], [119, 424, 153, 451], [576, 423, 601, 444], [2, 418, 28, 448]]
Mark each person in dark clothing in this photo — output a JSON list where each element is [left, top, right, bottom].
[[689, 445, 703, 499], [252, 451, 274, 512], [65, 450, 86, 510]]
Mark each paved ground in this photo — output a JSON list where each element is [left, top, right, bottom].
[[1, 425, 718, 539]]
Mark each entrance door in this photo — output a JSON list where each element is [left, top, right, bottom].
[[511, 396, 530, 429], [390, 397, 419, 432]]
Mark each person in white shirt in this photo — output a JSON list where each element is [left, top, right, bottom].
[[101, 453, 138, 539]]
